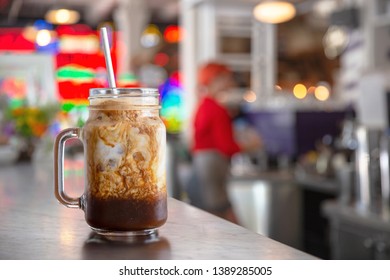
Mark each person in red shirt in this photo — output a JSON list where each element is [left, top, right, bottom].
[[187, 62, 261, 223]]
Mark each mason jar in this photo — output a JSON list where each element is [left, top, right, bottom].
[[54, 88, 167, 237]]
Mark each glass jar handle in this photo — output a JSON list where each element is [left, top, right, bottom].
[[54, 127, 82, 209]]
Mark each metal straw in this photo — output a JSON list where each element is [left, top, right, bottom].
[[100, 27, 116, 88]]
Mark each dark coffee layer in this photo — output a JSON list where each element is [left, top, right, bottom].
[[85, 194, 167, 231]]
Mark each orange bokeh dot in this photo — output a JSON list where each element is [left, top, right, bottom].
[[164, 25, 183, 43]]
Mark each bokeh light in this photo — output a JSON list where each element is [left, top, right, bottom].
[[45, 8, 80, 25], [36, 29, 52, 46], [164, 25, 183, 43], [56, 9, 71, 24], [293, 83, 307, 99], [243, 90, 257, 103], [253, 1, 296, 24], [159, 73, 185, 133], [154, 52, 169, 67], [141, 24, 161, 48], [307, 86, 316, 94], [323, 25, 348, 59], [22, 26, 38, 42], [315, 85, 330, 101]]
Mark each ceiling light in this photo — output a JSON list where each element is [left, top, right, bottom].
[[253, 1, 296, 24], [45, 8, 80, 25]]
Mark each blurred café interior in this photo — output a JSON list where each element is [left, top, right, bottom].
[[1, 0, 390, 260]]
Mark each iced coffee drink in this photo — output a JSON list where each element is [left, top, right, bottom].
[[54, 88, 167, 236], [82, 88, 167, 235]]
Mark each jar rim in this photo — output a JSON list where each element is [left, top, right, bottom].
[[89, 88, 159, 99]]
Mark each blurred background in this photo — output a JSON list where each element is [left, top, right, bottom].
[[1, 0, 390, 260]]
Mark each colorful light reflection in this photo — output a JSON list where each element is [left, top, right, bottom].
[[159, 72, 184, 134]]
